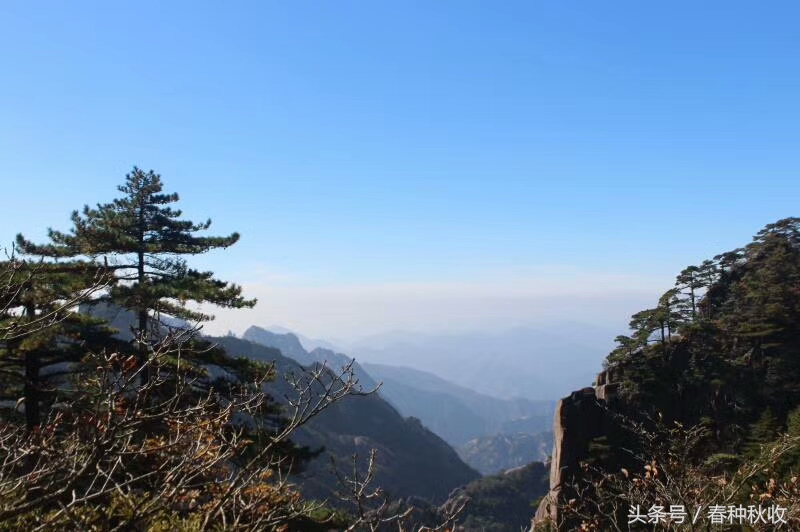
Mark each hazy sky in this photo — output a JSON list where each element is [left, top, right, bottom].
[[2, 1, 800, 341]]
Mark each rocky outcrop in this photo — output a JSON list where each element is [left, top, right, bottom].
[[594, 364, 623, 403], [532, 367, 620, 530]]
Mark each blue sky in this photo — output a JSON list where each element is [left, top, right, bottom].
[[2, 1, 800, 339]]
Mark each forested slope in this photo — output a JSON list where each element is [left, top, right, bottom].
[[536, 217, 800, 531]]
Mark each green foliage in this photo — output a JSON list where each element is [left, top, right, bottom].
[[702, 452, 741, 474], [0, 259, 122, 428], [454, 462, 549, 532], [16, 167, 256, 338], [745, 408, 779, 457], [570, 217, 800, 529], [604, 217, 800, 440], [777, 406, 800, 474], [0, 173, 353, 530], [788, 406, 800, 437], [587, 436, 613, 466]]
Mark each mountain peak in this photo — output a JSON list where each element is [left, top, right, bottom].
[[242, 325, 378, 392], [242, 326, 309, 364]]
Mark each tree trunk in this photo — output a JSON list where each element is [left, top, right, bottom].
[[23, 351, 40, 430], [137, 198, 149, 383], [23, 303, 40, 430]]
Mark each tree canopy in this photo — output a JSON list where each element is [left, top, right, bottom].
[[0, 168, 386, 531], [16, 167, 256, 344]]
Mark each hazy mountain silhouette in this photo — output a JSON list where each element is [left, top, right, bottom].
[[362, 362, 553, 446], [349, 323, 616, 400]]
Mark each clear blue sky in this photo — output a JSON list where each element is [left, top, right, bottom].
[[2, 1, 799, 338]]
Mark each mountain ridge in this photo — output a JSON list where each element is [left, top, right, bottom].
[[362, 362, 554, 446], [243, 325, 379, 392], [209, 334, 481, 503], [349, 325, 615, 400]]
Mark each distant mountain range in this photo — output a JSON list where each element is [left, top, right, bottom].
[[77, 311, 479, 503], [346, 324, 616, 401], [241, 326, 557, 477], [258, 325, 342, 353], [77, 308, 561, 515], [210, 334, 480, 503], [235, 328, 491, 499], [361, 362, 554, 446], [242, 326, 379, 392]]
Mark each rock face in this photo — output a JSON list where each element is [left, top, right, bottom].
[[594, 364, 623, 402], [532, 367, 620, 530]]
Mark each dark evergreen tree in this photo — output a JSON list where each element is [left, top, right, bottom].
[[628, 293, 680, 358], [8, 172, 324, 493], [16, 167, 257, 374], [744, 408, 779, 457], [628, 308, 659, 347], [0, 259, 118, 429], [608, 334, 639, 364], [675, 265, 703, 322], [713, 249, 745, 275], [656, 288, 682, 346], [753, 217, 800, 246]]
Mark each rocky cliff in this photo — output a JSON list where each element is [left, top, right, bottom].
[[532, 219, 800, 530], [532, 366, 621, 530]]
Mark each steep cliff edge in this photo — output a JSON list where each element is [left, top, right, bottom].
[[532, 218, 800, 530], [532, 367, 622, 529]]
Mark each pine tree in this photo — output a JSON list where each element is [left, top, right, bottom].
[[0, 259, 117, 428], [656, 288, 682, 345], [608, 334, 639, 364], [744, 408, 779, 457], [675, 265, 703, 322], [628, 308, 659, 347], [16, 167, 256, 375]]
